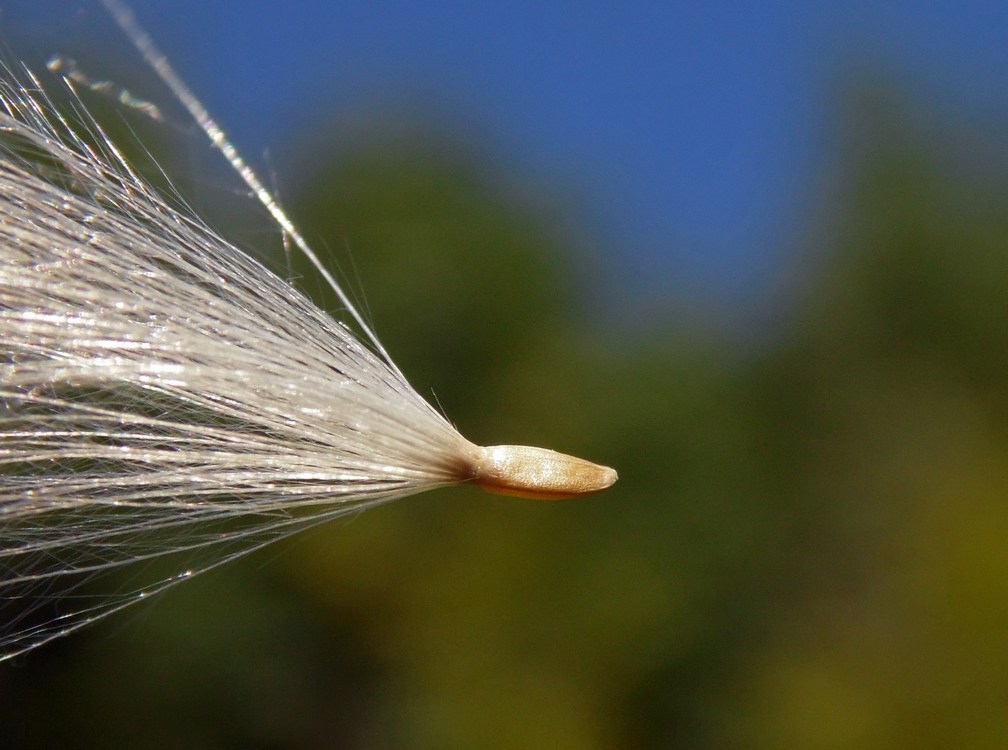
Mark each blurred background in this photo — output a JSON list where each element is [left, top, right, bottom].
[[3, 1, 1008, 748]]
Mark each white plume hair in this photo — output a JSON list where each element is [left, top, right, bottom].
[[0, 63, 477, 659]]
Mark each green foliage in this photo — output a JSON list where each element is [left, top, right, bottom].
[[4, 82, 1008, 749]]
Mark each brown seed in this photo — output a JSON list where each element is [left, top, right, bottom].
[[472, 444, 618, 500]]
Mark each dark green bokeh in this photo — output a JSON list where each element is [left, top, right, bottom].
[[3, 72, 1008, 750]]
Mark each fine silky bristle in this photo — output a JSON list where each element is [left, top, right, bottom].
[[0, 2, 615, 662]]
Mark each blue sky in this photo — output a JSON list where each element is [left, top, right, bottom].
[[7, 1, 1008, 320]]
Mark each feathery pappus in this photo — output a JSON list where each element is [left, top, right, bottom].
[[0, 0, 616, 661]]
